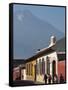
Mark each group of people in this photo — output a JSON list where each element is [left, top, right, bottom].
[[44, 73, 65, 84]]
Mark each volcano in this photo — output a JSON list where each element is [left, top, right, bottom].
[[13, 10, 64, 59]]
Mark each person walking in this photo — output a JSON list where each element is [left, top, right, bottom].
[[48, 74, 52, 84], [53, 74, 58, 84], [60, 74, 64, 83], [44, 74, 47, 84]]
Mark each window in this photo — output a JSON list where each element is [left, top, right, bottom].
[[31, 63, 33, 76], [26, 64, 28, 75], [39, 59, 42, 75], [42, 58, 45, 74], [36, 60, 40, 75], [46, 56, 50, 75], [26, 63, 33, 76], [52, 60, 56, 76], [26, 64, 27, 75], [29, 64, 30, 75]]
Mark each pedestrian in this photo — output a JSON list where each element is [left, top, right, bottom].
[[60, 74, 64, 83], [44, 74, 47, 84], [53, 74, 58, 83], [48, 74, 52, 84]]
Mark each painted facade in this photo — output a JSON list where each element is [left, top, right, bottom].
[[36, 51, 58, 83], [26, 60, 36, 81], [58, 60, 65, 81], [13, 36, 66, 83], [21, 68, 26, 80], [13, 67, 20, 81]]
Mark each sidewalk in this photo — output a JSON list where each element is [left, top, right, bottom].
[[34, 81, 45, 85]]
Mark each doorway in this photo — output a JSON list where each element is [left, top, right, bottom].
[[52, 60, 56, 81]]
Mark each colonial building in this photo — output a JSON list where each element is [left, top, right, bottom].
[[13, 59, 26, 81], [13, 36, 66, 84], [25, 58, 36, 81], [25, 36, 66, 83]]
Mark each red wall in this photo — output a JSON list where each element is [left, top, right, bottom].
[[58, 60, 65, 81]]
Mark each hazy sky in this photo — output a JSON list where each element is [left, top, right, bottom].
[[13, 4, 65, 59], [14, 4, 65, 33]]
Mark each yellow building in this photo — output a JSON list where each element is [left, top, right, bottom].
[[26, 57, 36, 81]]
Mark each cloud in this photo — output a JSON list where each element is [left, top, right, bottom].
[[17, 14, 24, 22]]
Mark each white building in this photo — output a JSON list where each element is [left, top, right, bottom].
[[36, 36, 58, 83]]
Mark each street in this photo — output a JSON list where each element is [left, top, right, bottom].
[[12, 80, 45, 86]]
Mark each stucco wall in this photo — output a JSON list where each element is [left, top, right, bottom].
[[36, 51, 58, 83], [26, 60, 36, 81], [58, 60, 65, 81], [13, 67, 20, 81]]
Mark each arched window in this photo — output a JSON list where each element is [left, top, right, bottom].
[[26, 64, 27, 75], [42, 58, 45, 74], [52, 60, 56, 76], [39, 59, 42, 75], [46, 56, 50, 75]]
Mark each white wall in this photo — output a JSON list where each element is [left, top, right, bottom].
[[37, 51, 58, 76], [21, 69, 26, 80]]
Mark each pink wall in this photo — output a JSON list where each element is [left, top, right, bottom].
[[13, 69, 20, 81], [58, 60, 66, 81]]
